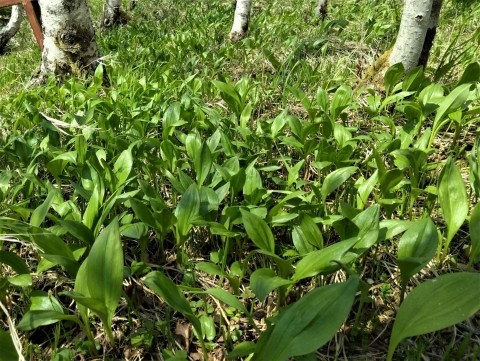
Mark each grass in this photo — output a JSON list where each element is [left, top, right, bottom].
[[0, 0, 480, 360]]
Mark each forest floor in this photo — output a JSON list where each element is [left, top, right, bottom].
[[0, 0, 480, 360]]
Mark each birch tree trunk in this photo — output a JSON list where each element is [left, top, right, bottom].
[[418, 0, 443, 67], [102, 0, 122, 28], [0, 6, 22, 53], [229, 0, 252, 41], [389, 0, 434, 72], [316, 0, 328, 20], [34, 0, 101, 84]]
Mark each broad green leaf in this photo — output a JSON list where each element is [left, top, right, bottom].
[[186, 133, 202, 161], [163, 351, 188, 361], [199, 314, 216, 341], [196, 262, 225, 277], [18, 311, 80, 331], [29, 291, 64, 312], [431, 84, 472, 143], [30, 230, 79, 276], [240, 209, 275, 253], [73, 220, 123, 342], [162, 102, 185, 138], [51, 348, 75, 361], [321, 167, 357, 204], [113, 148, 133, 189], [397, 218, 438, 287], [0, 330, 18, 361], [418, 83, 443, 115], [82, 184, 101, 229], [243, 165, 264, 205], [469, 203, 480, 264], [120, 222, 148, 239], [194, 142, 212, 186], [174, 184, 200, 238], [252, 277, 359, 361], [380, 91, 415, 112], [352, 204, 380, 238], [292, 214, 323, 254], [383, 63, 404, 95], [30, 190, 57, 227], [271, 109, 288, 137], [330, 85, 353, 121], [0, 251, 30, 275], [254, 249, 292, 279], [205, 288, 248, 314], [212, 80, 242, 116], [250, 268, 292, 302], [93, 189, 139, 238], [227, 341, 256, 359], [388, 273, 480, 361], [7, 274, 32, 287], [59, 220, 95, 245], [292, 226, 315, 255], [198, 186, 220, 215], [379, 219, 412, 240], [129, 198, 157, 228], [379, 169, 404, 194], [230, 169, 246, 195], [402, 66, 427, 92], [240, 102, 253, 128], [287, 160, 305, 187], [293, 238, 357, 281], [356, 170, 378, 209], [144, 271, 202, 338], [63, 291, 109, 320], [82, 220, 123, 312], [457, 62, 480, 86], [438, 158, 468, 251], [434, 83, 472, 124]]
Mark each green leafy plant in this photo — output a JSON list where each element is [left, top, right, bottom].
[[63, 220, 124, 345], [396, 217, 438, 301], [438, 157, 469, 254], [388, 272, 480, 360]]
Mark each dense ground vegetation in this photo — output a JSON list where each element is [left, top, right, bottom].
[[0, 0, 480, 360]]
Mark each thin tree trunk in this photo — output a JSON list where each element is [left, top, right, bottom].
[[0, 6, 22, 53], [389, 0, 434, 72], [102, 0, 122, 28], [316, 0, 328, 20], [229, 0, 252, 41], [418, 0, 443, 68], [33, 0, 101, 84]]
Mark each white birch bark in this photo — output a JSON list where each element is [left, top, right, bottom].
[[316, 0, 328, 20], [229, 0, 252, 41], [0, 6, 22, 53], [34, 0, 101, 83], [389, 0, 434, 72], [102, 0, 122, 28]]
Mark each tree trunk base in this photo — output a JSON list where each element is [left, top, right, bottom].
[[358, 49, 393, 91], [229, 31, 246, 42], [101, 7, 129, 29]]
